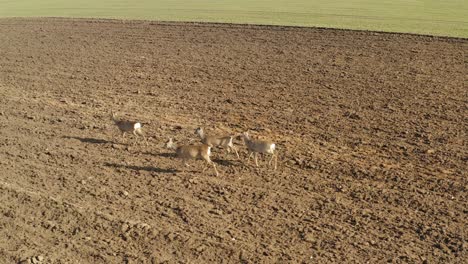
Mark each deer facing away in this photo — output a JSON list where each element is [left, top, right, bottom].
[[111, 111, 147, 145], [194, 127, 239, 159], [165, 138, 219, 176], [241, 132, 278, 170]]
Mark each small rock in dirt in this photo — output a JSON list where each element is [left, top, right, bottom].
[[426, 149, 435, 154], [435, 242, 451, 253], [303, 233, 315, 242], [121, 223, 130, 233], [209, 209, 223, 215], [120, 190, 129, 197], [462, 241, 468, 250], [166, 232, 177, 241], [195, 244, 206, 253], [439, 169, 452, 174], [293, 157, 304, 166], [111, 144, 124, 149], [188, 177, 199, 184], [137, 223, 151, 230], [32, 256, 44, 264], [21, 256, 44, 264], [344, 111, 361, 120], [150, 228, 159, 237]]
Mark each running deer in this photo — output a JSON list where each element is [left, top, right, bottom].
[[194, 127, 239, 159], [165, 138, 219, 176], [111, 111, 147, 145], [241, 132, 278, 170]]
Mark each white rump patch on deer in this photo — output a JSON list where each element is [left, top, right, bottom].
[[269, 143, 276, 154], [111, 112, 147, 146], [241, 132, 278, 170]]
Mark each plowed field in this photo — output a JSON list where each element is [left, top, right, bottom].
[[0, 18, 466, 263]]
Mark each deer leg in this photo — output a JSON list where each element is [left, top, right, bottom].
[[212, 162, 219, 176], [274, 154, 278, 170], [180, 159, 190, 173], [121, 132, 127, 145], [136, 128, 148, 146], [246, 151, 253, 163], [203, 157, 218, 176], [231, 146, 240, 159], [254, 152, 259, 167], [268, 153, 274, 166], [132, 131, 139, 145], [209, 160, 219, 176], [180, 159, 185, 173], [202, 160, 208, 172]]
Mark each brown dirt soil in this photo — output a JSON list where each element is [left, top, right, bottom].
[[0, 18, 467, 263]]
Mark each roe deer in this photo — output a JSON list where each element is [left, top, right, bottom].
[[194, 127, 239, 159], [111, 111, 147, 145], [241, 132, 277, 170], [165, 138, 219, 176]]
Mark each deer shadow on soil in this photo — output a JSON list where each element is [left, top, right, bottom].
[[143, 151, 237, 166], [143, 152, 176, 158], [104, 162, 177, 173], [64, 136, 116, 145], [212, 158, 237, 166]]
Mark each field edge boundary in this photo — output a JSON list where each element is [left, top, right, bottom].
[[0, 16, 467, 41]]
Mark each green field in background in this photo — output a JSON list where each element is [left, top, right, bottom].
[[1, 0, 467, 38]]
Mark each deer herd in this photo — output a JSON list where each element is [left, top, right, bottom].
[[111, 112, 278, 176]]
